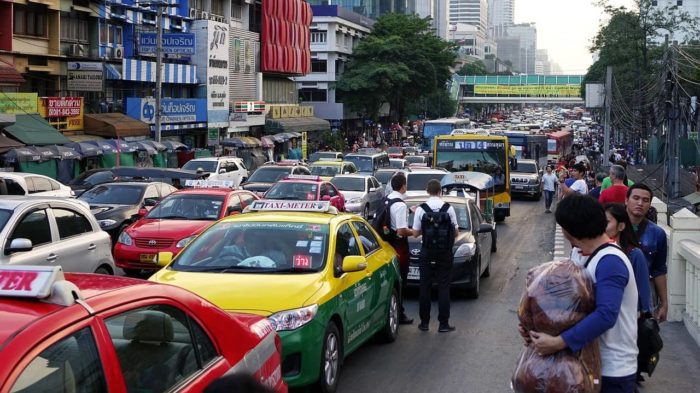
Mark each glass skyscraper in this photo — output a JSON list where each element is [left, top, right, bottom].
[[306, 0, 411, 19]]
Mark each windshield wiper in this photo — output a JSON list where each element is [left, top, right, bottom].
[[158, 215, 189, 220], [270, 267, 318, 273]]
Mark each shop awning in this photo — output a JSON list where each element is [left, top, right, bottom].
[[66, 133, 105, 143], [84, 113, 150, 138], [0, 66, 25, 85], [122, 59, 198, 84], [3, 114, 71, 145], [265, 117, 330, 134], [0, 133, 25, 154]]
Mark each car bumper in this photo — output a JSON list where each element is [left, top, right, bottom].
[[345, 202, 362, 213], [510, 184, 540, 195], [278, 318, 326, 388], [114, 243, 181, 271], [405, 254, 476, 288]]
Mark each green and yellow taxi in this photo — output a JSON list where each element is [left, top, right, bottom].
[[309, 159, 358, 181], [150, 200, 401, 392]]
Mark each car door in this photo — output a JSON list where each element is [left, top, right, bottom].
[[325, 183, 345, 211], [367, 177, 383, 212], [349, 220, 389, 329], [50, 206, 106, 273], [4, 207, 63, 267], [469, 201, 489, 273], [27, 176, 56, 196], [225, 194, 243, 216]]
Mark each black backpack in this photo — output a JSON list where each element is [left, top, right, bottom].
[[371, 197, 404, 242], [420, 202, 455, 252]]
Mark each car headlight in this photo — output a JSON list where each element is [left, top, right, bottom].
[[346, 197, 362, 204], [528, 178, 539, 185], [268, 304, 318, 331], [453, 243, 476, 259], [98, 219, 117, 228], [117, 231, 133, 246], [176, 235, 196, 248]]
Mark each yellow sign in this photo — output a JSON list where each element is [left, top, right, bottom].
[[473, 85, 581, 97], [269, 105, 315, 119], [302, 132, 308, 160], [0, 93, 38, 114], [38, 97, 84, 131]]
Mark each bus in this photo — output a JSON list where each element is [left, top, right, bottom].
[[421, 118, 472, 152], [502, 131, 547, 166], [433, 134, 511, 222], [546, 129, 573, 163]]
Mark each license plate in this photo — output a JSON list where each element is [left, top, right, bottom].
[[514, 186, 523, 190], [407, 266, 420, 280], [140, 254, 156, 263]]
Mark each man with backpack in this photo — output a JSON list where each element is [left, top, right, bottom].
[[372, 173, 414, 325], [411, 179, 459, 332]]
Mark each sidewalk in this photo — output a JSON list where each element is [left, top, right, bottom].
[[551, 225, 700, 391]]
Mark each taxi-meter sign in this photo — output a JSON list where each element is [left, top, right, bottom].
[[293, 254, 312, 269], [184, 179, 235, 188], [285, 175, 322, 181], [0, 266, 64, 298], [250, 200, 331, 212]]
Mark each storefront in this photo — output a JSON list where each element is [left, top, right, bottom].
[[125, 97, 208, 148], [265, 105, 330, 159]]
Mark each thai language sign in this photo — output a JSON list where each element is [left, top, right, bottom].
[[38, 97, 84, 131], [139, 33, 196, 55], [193, 20, 230, 127], [125, 97, 207, 124], [473, 85, 581, 97], [0, 93, 38, 113]]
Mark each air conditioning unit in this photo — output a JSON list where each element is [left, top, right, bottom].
[[189, 7, 197, 18], [216, 16, 225, 23], [113, 45, 124, 59], [200, 11, 208, 20]]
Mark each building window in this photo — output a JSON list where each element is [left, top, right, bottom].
[[300, 88, 327, 102], [311, 31, 327, 43], [106, 24, 122, 46], [231, 0, 243, 19], [677, 0, 683, 5], [311, 59, 327, 73], [61, 15, 89, 43], [13, 5, 47, 37]]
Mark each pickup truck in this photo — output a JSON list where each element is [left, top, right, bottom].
[[509, 159, 542, 200]]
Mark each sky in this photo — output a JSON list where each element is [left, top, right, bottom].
[[514, 0, 636, 74]]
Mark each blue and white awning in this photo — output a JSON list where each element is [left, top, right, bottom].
[[122, 59, 197, 84], [104, 63, 121, 80]]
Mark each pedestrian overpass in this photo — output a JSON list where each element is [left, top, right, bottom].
[[450, 74, 585, 105]]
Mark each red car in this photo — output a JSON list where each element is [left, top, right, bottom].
[[263, 175, 346, 212], [114, 187, 259, 275], [0, 265, 286, 393]]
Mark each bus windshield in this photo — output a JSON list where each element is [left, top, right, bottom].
[[422, 121, 469, 151], [435, 142, 508, 193]]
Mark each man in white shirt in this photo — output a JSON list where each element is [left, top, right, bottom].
[[411, 180, 459, 333], [541, 165, 558, 213], [559, 162, 588, 196]]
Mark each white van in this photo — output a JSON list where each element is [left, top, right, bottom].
[[181, 157, 249, 186]]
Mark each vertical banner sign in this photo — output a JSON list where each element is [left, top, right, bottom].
[[208, 128, 219, 146], [302, 132, 308, 160], [193, 20, 230, 128]]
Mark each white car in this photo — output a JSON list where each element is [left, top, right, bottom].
[[0, 173, 73, 197], [181, 156, 249, 186], [404, 168, 449, 197], [330, 174, 385, 219], [0, 197, 116, 274]]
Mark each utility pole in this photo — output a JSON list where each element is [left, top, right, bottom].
[[603, 66, 612, 165], [667, 44, 681, 200], [154, 0, 164, 143]]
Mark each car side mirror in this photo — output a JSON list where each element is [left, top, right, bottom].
[[321, 195, 331, 201], [143, 198, 158, 207], [477, 223, 494, 233], [5, 238, 33, 255], [138, 208, 148, 217], [227, 206, 242, 215], [156, 251, 174, 267], [342, 255, 367, 273], [539, 170, 543, 175], [219, 168, 227, 174], [369, 187, 377, 192]]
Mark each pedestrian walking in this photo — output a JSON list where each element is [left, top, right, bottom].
[[601, 160, 634, 191], [559, 163, 588, 196], [411, 179, 459, 333], [542, 165, 558, 213], [625, 184, 668, 322], [588, 172, 607, 200], [525, 194, 639, 393], [599, 165, 629, 204]]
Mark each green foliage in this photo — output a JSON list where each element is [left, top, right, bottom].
[[336, 13, 457, 123], [405, 88, 457, 119], [456, 60, 488, 76]]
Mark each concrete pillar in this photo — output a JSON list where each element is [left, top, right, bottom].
[[668, 208, 700, 322], [651, 196, 668, 225]]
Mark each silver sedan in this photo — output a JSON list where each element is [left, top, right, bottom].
[[330, 174, 385, 219]]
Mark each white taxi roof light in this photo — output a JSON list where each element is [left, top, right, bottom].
[[184, 179, 235, 189], [245, 199, 336, 214], [285, 174, 321, 181], [0, 265, 83, 306], [316, 158, 343, 162]]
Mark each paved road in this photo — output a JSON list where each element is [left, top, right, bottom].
[[336, 197, 556, 393]]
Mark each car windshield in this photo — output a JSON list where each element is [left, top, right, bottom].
[[405, 156, 425, 164], [171, 221, 329, 273], [248, 167, 290, 183], [435, 151, 507, 192], [331, 177, 365, 192], [78, 184, 144, 205], [389, 160, 404, 169], [309, 152, 338, 162], [265, 182, 318, 200], [310, 165, 340, 177], [516, 162, 537, 173], [407, 173, 445, 191], [182, 160, 218, 173], [374, 171, 396, 185], [345, 156, 373, 172], [387, 147, 402, 154], [407, 201, 470, 230], [147, 194, 225, 220], [70, 170, 114, 186], [0, 209, 12, 233]]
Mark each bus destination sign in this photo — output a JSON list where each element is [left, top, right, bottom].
[[437, 140, 505, 151]]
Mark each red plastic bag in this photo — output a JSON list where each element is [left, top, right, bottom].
[[512, 345, 601, 393]]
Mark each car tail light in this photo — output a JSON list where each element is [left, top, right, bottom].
[[274, 333, 282, 354]]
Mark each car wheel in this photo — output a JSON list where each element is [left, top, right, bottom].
[[317, 322, 342, 393], [494, 214, 505, 223], [94, 266, 112, 275], [363, 205, 370, 220], [491, 231, 497, 253], [466, 259, 480, 299], [378, 288, 399, 343], [482, 257, 491, 278]]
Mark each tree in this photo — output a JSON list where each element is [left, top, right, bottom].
[[456, 60, 488, 76], [336, 14, 457, 122]]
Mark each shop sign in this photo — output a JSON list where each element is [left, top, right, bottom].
[[207, 128, 219, 146], [193, 20, 230, 128], [139, 33, 196, 55], [473, 84, 581, 97], [67, 62, 103, 92], [234, 101, 265, 113], [38, 97, 84, 131], [125, 97, 207, 124], [0, 93, 38, 114], [230, 112, 248, 122], [269, 105, 314, 119]]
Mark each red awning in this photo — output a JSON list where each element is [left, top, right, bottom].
[[0, 66, 25, 85]]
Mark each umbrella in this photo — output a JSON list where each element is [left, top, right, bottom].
[[266, 134, 286, 143], [48, 145, 81, 160], [65, 142, 102, 157], [28, 146, 55, 161], [221, 138, 245, 148], [85, 140, 117, 154], [3, 147, 41, 163], [162, 140, 187, 151], [244, 137, 262, 147], [260, 136, 275, 148], [286, 132, 302, 138], [140, 140, 167, 151], [129, 141, 157, 155], [104, 139, 137, 153]]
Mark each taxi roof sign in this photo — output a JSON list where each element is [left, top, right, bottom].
[[184, 179, 235, 189], [285, 174, 322, 181], [247, 199, 332, 213], [0, 266, 83, 306]]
